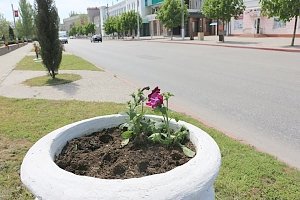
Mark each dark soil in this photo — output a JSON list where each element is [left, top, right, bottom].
[[55, 127, 195, 179]]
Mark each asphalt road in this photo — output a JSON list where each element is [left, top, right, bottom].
[[65, 39, 300, 169]]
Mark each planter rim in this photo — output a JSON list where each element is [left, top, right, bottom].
[[21, 114, 221, 200]]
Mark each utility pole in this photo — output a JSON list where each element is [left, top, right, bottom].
[[106, 4, 109, 19], [181, 0, 184, 40], [137, 0, 140, 39]]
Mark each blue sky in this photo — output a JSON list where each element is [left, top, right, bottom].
[[0, 0, 114, 23]]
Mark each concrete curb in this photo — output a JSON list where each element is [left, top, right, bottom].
[[0, 43, 28, 56]]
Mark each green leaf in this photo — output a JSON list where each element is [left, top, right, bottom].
[[121, 130, 133, 139], [174, 129, 188, 143], [174, 116, 179, 122], [119, 123, 129, 130], [181, 145, 196, 158], [161, 133, 168, 138], [121, 138, 130, 147], [148, 133, 162, 142]]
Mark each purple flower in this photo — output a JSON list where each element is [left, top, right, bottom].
[[146, 87, 163, 108]]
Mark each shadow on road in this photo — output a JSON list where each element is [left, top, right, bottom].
[[223, 41, 259, 45]]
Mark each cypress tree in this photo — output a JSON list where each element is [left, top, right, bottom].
[[35, 0, 62, 79]]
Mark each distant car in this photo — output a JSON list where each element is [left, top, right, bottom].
[[69, 36, 75, 39], [59, 35, 68, 44], [91, 35, 102, 43]]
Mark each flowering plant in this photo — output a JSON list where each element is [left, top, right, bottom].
[[120, 87, 195, 157]]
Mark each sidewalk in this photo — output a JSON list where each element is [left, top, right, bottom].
[[141, 35, 300, 53], [0, 44, 136, 103], [0, 44, 32, 84]]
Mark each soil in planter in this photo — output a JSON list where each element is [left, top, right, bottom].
[[55, 127, 195, 179]]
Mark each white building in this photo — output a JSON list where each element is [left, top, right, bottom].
[[99, 0, 148, 36]]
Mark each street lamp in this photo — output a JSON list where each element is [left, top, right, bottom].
[[137, 0, 140, 39], [106, 3, 109, 19], [181, 0, 184, 40], [11, 4, 18, 40]]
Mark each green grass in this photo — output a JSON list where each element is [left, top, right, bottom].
[[23, 73, 81, 86], [15, 54, 101, 71], [0, 96, 299, 199]]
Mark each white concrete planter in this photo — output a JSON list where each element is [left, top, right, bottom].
[[21, 114, 221, 200]]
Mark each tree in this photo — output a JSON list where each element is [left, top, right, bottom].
[[16, 19, 24, 39], [18, 0, 34, 39], [0, 13, 10, 42], [77, 25, 85, 35], [125, 11, 142, 37], [84, 23, 96, 35], [74, 14, 88, 27], [104, 16, 118, 36], [115, 15, 124, 38], [260, 0, 300, 46], [202, 0, 245, 42], [9, 26, 15, 40], [35, 0, 62, 79], [157, 0, 187, 40], [69, 25, 77, 36]]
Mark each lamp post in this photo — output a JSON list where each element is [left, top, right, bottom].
[[181, 0, 184, 40], [106, 3, 109, 19], [137, 0, 140, 39], [11, 4, 18, 40]]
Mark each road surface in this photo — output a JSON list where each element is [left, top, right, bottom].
[[65, 39, 300, 169]]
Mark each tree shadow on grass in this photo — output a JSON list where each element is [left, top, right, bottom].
[[46, 77, 75, 86]]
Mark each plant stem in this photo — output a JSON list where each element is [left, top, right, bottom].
[[165, 99, 170, 137]]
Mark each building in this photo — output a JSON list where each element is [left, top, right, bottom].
[[100, 0, 148, 36], [62, 15, 81, 33], [230, 0, 300, 37], [87, 7, 101, 34], [62, 14, 88, 33], [98, 0, 208, 37]]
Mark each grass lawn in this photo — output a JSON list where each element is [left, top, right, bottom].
[[0, 96, 299, 199], [15, 54, 101, 71], [23, 73, 81, 86]]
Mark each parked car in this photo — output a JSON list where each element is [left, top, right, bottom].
[[59, 35, 68, 44], [91, 35, 102, 43]]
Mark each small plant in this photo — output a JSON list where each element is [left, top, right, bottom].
[[120, 87, 195, 157]]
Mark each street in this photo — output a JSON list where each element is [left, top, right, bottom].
[[65, 39, 300, 169]]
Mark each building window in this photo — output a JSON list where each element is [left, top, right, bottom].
[[234, 19, 243, 30], [273, 18, 286, 29]]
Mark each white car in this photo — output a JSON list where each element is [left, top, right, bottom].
[[59, 35, 68, 44]]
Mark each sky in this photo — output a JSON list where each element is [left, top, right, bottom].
[[0, 0, 113, 23]]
